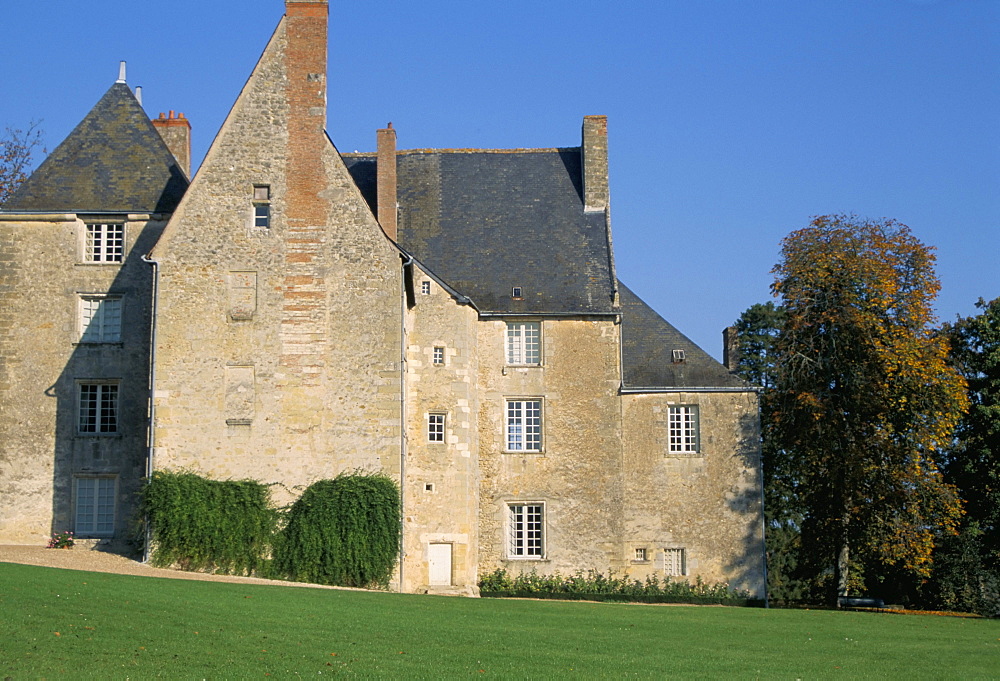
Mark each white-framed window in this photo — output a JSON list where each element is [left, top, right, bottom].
[[432, 346, 445, 366], [75, 476, 116, 536], [634, 547, 648, 562], [506, 399, 542, 452], [508, 503, 544, 558], [663, 548, 686, 576], [668, 405, 699, 453], [421, 280, 431, 295], [506, 321, 540, 365], [428, 413, 446, 442], [79, 296, 122, 343], [78, 382, 119, 434], [253, 185, 270, 228], [84, 223, 124, 263]]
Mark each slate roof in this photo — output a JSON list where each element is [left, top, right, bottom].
[[3, 82, 188, 214], [619, 281, 749, 390], [345, 149, 616, 315]]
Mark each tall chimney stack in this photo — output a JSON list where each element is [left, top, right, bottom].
[[723, 326, 740, 373], [152, 111, 192, 177], [582, 115, 609, 212], [285, 0, 329, 228], [377, 124, 398, 241]]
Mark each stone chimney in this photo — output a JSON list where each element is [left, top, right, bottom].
[[582, 115, 609, 212], [723, 326, 740, 372], [377, 124, 398, 241], [285, 0, 328, 227], [152, 111, 192, 177]]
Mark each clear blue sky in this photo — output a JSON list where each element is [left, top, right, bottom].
[[3, 0, 997, 359]]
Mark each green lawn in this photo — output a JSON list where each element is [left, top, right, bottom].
[[1, 563, 996, 678]]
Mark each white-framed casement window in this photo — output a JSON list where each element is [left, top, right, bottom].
[[79, 295, 122, 343], [84, 222, 124, 263], [75, 476, 116, 537], [506, 399, 542, 452], [77, 382, 119, 435], [432, 346, 445, 366], [506, 321, 540, 365], [508, 502, 544, 558], [668, 405, 699, 454], [634, 547, 648, 562], [253, 185, 270, 228], [663, 548, 686, 576], [421, 280, 431, 295], [428, 412, 446, 443]]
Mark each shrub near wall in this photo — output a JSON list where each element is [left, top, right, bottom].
[[141, 471, 277, 575], [272, 473, 401, 588], [479, 569, 762, 606]]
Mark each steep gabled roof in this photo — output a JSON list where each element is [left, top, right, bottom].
[[4, 82, 187, 214], [345, 148, 617, 315], [619, 281, 749, 390]]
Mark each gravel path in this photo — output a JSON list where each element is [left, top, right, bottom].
[[0, 544, 340, 590]]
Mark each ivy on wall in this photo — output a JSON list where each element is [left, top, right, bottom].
[[140, 470, 277, 576], [272, 473, 401, 588], [141, 470, 401, 588]]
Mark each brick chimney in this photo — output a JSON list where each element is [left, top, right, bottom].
[[152, 111, 192, 177], [723, 326, 740, 372], [285, 0, 328, 227], [377, 124, 398, 241], [582, 115, 609, 212]]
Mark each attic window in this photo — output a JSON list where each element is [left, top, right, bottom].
[[512, 286, 523, 300], [253, 185, 270, 228], [421, 281, 431, 295], [672, 349, 686, 363]]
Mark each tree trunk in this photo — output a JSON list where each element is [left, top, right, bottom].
[[834, 509, 850, 607]]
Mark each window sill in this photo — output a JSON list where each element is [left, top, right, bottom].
[[504, 450, 544, 456], [504, 557, 549, 562], [73, 342, 124, 347], [75, 433, 122, 439], [74, 262, 123, 267]]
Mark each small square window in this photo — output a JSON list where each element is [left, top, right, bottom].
[[428, 413, 446, 442], [634, 547, 648, 561], [78, 382, 119, 435], [506, 321, 540, 366], [253, 185, 270, 201], [512, 286, 523, 299], [663, 548, 686, 576], [421, 281, 431, 295], [433, 346, 445, 366], [672, 349, 686, 363], [84, 223, 124, 263], [508, 503, 544, 558], [424, 483, 435, 492]]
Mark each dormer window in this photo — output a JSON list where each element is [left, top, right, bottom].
[[672, 349, 686, 363], [253, 185, 271, 228], [512, 286, 523, 299]]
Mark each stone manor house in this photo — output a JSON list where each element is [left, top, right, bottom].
[[0, 0, 764, 596]]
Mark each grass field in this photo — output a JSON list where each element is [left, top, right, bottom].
[[1, 563, 997, 678]]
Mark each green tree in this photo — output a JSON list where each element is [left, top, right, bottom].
[[0, 122, 44, 206], [768, 215, 967, 605]]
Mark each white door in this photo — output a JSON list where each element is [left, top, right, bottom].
[[428, 543, 452, 586]]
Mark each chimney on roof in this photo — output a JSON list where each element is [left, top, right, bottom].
[[723, 326, 740, 373], [285, 0, 329, 226], [377, 123, 398, 241], [134, 86, 142, 106], [152, 111, 192, 178], [582, 115, 609, 212], [117, 61, 127, 84]]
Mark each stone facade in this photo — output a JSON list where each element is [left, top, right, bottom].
[[0, 0, 765, 598]]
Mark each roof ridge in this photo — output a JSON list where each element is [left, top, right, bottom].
[[341, 146, 580, 158]]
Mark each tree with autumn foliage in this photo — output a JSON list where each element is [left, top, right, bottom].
[[0, 122, 44, 206], [767, 215, 967, 605]]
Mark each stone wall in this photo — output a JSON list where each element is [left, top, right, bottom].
[[621, 390, 765, 596], [401, 267, 480, 594], [477, 317, 625, 576], [0, 213, 163, 545]]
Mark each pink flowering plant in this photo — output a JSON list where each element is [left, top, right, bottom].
[[46, 530, 74, 549]]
